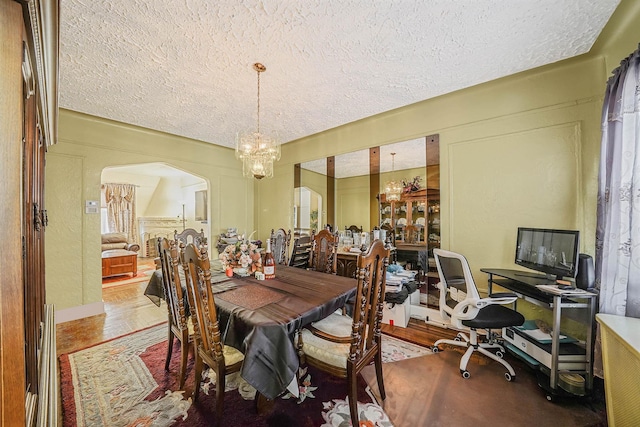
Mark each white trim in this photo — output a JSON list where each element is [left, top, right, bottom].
[[55, 302, 105, 324]]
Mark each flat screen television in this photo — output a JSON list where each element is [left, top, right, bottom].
[[514, 227, 580, 280]]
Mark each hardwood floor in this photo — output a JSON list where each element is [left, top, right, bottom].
[[56, 258, 166, 356], [56, 267, 606, 426]]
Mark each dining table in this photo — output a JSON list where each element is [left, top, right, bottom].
[[212, 266, 357, 400], [144, 264, 357, 401]]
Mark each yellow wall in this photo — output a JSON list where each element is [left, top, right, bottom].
[[47, 0, 640, 320], [336, 174, 370, 231], [259, 55, 604, 282], [46, 111, 254, 312], [252, 1, 640, 333]]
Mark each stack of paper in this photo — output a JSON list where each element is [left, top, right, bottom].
[[536, 284, 591, 295]]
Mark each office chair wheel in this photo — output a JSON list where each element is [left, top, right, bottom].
[[454, 334, 462, 341], [496, 350, 504, 358], [461, 370, 470, 379], [432, 346, 440, 353], [504, 372, 514, 382]]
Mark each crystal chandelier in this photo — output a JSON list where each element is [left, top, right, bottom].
[[236, 63, 281, 179], [384, 152, 403, 202]]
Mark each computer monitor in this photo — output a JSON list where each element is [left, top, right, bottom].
[[515, 227, 580, 281]]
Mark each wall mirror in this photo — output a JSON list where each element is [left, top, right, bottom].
[[295, 159, 327, 236], [294, 134, 439, 259], [378, 136, 440, 267]]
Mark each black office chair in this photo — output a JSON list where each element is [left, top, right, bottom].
[[431, 249, 525, 381]]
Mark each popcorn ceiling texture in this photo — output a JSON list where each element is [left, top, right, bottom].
[[59, 0, 619, 149]]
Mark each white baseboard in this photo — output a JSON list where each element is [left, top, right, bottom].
[[410, 305, 450, 328], [55, 302, 105, 324]]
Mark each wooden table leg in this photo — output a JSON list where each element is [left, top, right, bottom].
[[255, 392, 274, 415]]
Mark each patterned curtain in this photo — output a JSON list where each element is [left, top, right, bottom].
[[103, 183, 137, 243], [594, 43, 640, 377]]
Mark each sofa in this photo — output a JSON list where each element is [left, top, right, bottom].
[[101, 232, 140, 253]]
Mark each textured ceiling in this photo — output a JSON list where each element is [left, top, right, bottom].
[[59, 0, 620, 150]]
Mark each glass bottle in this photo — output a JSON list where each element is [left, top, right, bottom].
[[264, 239, 275, 279]]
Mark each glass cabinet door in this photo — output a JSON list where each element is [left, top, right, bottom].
[[379, 201, 393, 228], [395, 201, 408, 242], [427, 200, 440, 254], [414, 200, 427, 243]]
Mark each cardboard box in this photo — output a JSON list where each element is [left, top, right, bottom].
[[409, 289, 421, 305], [382, 291, 418, 328]]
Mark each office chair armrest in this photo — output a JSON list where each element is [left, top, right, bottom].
[[489, 292, 517, 299], [452, 295, 518, 320], [476, 295, 518, 308], [451, 300, 481, 320]]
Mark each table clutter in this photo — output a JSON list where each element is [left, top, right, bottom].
[[217, 229, 263, 276], [216, 227, 262, 258], [382, 264, 420, 327], [338, 228, 392, 253]]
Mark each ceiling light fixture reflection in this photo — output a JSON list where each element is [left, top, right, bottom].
[[384, 152, 403, 202], [236, 63, 281, 179]]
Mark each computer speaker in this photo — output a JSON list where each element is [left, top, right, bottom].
[[576, 253, 595, 290]]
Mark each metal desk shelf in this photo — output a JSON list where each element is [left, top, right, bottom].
[[481, 268, 597, 397]]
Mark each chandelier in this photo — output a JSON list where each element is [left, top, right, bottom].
[[236, 63, 281, 179], [384, 152, 403, 202]]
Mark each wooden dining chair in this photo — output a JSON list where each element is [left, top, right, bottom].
[[182, 243, 244, 424], [297, 239, 390, 426], [346, 224, 363, 234], [289, 235, 313, 269], [157, 237, 193, 389], [270, 228, 292, 265], [309, 229, 338, 274], [174, 228, 207, 247]]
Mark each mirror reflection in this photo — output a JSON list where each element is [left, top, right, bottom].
[[378, 138, 440, 256], [294, 134, 440, 271], [296, 158, 326, 237]]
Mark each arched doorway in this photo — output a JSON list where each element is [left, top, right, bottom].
[[100, 162, 209, 290]]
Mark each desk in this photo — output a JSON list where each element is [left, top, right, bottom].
[[214, 266, 356, 400], [481, 268, 597, 397]]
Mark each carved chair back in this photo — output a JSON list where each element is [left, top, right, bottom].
[[350, 239, 390, 366], [174, 228, 207, 247], [346, 225, 363, 234], [309, 229, 338, 274], [182, 243, 223, 360], [270, 228, 292, 265], [158, 238, 189, 333]]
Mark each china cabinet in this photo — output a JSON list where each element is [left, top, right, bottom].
[[378, 189, 440, 254]]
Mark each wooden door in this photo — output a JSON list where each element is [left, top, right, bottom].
[[22, 71, 47, 394], [0, 1, 28, 424]]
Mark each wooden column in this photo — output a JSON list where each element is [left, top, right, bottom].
[[293, 163, 301, 229], [327, 156, 335, 229], [369, 146, 380, 228], [426, 134, 439, 189]]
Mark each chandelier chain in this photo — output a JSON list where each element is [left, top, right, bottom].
[[236, 62, 280, 180], [256, 67, 261, 134]]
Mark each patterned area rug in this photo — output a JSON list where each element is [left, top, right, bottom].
[[59, 324, 431, 426]]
